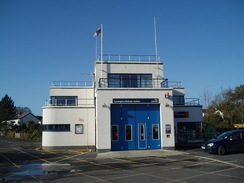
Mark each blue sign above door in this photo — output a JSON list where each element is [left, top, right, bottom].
[[113, 98, 159, 104]]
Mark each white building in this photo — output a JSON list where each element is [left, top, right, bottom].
[[42, 55, 203, 151], [4, 113, 41, 126]]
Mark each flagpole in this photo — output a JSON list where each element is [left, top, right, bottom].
[[95, 36, 98, 61], [101, 24, 103, 78]]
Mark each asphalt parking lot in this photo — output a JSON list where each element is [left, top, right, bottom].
[[0, 137, 244, 182]]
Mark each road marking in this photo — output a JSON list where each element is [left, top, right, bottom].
[[0, 150, 44, 182], [0, 152, 19, 168], [14, 148, 52, 164], [198, 156, 244, 169], [54, 151, 91, 163]]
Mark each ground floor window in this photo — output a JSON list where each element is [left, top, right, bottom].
[[43, 124, 70, 131], [111, 125, 119, 141], [177, 122, 202, 144], [152, 124, 159, 140]]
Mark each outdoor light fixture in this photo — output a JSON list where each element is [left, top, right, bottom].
[[165, 92, 169, 98]]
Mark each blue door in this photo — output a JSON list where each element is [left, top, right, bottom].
[[111, 104, 160, 151], [148, 105, 161, 149], [121, 105, 136, 150], [111, 105, 122, 150]]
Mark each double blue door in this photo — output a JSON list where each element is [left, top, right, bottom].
[[111, 104, 161, 150]]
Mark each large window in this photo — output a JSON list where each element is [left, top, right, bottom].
[[50, 96, 78, 106], [43, 124, 70, 131], [173, 96, 185, 105], [108, 74, 152, 88], [177, 122, 202, 144]]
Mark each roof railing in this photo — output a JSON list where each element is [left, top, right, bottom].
[[97, 54, 160, 62], [52, 81, 93, 87], [184, 98, 200, 106]]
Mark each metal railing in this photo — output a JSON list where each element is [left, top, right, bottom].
[[52, 81, 93, 87], [184, 98, 200, 106], [98, 78, 182, 88], [176, 133, 204, 145], [45, 99, 94, 107], [97, 54, 160, 62]]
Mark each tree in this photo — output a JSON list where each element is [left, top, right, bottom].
[[0, 94, 17, 125], [203, 85, 244, 128], [200, 87, 213, 109], [15, 107, 32, 115], [230, 85, 244, 125]]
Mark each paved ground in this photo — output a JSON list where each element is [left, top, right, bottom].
[[0, 137, 244, 182]]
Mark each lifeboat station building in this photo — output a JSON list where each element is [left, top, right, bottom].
[[42, 55, 203, 152]]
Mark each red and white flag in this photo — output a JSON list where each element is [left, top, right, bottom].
[[93, 27, 101, 37]]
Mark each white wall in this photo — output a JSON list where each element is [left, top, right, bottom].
[[42, 87, 95, 148], [42, 107, 95, 147], [49, 87, 94, 106], [95, 61, 164, 85]]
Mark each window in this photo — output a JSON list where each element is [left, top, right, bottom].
[[232, 132, 241, 140], [177, 122, 202, 142], [108, 74, 152, 88], [43, 124, 70, 131], [50, 96, 78, 106], [140, 124, 145, 140], [173, 96, 185, 105], [125, 125, 132, 141], [111, 125, 119, 141], [152, 124, 159, 140]]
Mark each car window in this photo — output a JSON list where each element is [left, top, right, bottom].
[[217, 131, 231, 139], [232, 132, 241, 140]]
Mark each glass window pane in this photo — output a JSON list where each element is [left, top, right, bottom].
[[108, 74, 120, 87], [43, 125, 49, 131], [125, 125, 132, 141], [112, 125, 119, 141], [54, 125, 59, 131], [141, 74, 152, 88], [130, 75, 138, 87], [59, 125, 64, 131], [173, 96, 185, 105], [140, 124, 145, 140], [122, 75, 130, 87], [153, 124, 159, 140], [64, 124, 70, 131]]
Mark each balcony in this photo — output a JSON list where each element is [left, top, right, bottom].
[[98, 78, 182, 89]]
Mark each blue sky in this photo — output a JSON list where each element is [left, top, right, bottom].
[[1, 0, 243, 116]]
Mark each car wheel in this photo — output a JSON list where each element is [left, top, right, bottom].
[[218, 145, 226, 155]]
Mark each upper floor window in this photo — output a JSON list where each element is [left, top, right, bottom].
[[50, 96, 78, 106], [108, 74, 152, 88], [173, 96, 185, 105]]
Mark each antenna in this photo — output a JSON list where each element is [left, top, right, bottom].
[[154, 17, 158, 62]]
